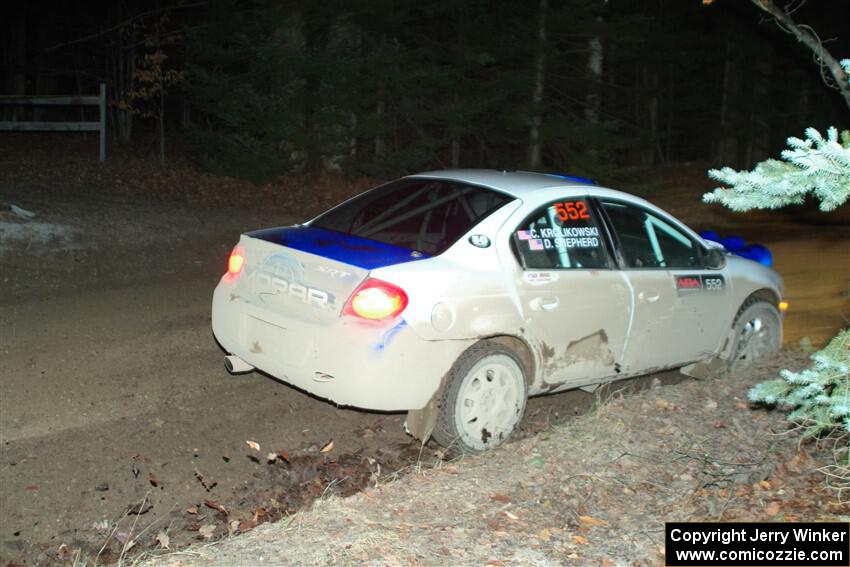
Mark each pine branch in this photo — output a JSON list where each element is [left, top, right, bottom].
[[704, 127, 850, 212]]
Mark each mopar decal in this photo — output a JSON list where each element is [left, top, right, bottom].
[[251, 271, 335, 309], [250, 253, 335, 309]]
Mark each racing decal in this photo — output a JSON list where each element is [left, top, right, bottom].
[[468, 234, 491, 248], [553, 200, 591, 222], [675, 274, 726, 295], [515, 225, 600, 250], [315, 265, 352, 278], [701, 274, 725, 291], [523, 271, 558, 285], [675, 275, 702, 293]]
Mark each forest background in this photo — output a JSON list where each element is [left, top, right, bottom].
[[3, 0, 848, 181]]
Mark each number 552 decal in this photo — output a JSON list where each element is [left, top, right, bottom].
[[701, 275, 725, 291], [553, 200, 591, 222]]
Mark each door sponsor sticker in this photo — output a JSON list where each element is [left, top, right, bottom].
[[468, 234, 491, 248], [676, 274, 725, 295]]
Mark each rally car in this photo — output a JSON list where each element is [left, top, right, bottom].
[[212, 170, 784, 452]]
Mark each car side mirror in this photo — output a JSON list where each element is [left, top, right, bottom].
[[705, 248, 726, 270]]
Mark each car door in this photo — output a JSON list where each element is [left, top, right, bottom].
[[509, 196, 633, 390], [597, 199, 731, 374]]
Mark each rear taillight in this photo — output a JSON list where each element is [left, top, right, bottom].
[[344, 278, 408, 320], [227, 246, 245, 277]]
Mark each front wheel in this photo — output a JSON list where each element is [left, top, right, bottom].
[[432, 341, 528, 453], [730, 299, 782, 364]]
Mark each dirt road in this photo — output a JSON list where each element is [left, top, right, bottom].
[[0, 188, 602, 564], [0, 274, 421, 561], [1, 175, 847, 565]]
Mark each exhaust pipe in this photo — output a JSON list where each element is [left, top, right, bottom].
[[224, 355, 254, 374]]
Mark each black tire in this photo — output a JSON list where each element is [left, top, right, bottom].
[[730, 299, 782, 364], [432, 340, 528, 453]]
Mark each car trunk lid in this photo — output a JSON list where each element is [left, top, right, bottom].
[[234, 225, 428, 323]]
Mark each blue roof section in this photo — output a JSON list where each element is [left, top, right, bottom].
[[543, 173, 595, 185], [247, 226, 430, 270]]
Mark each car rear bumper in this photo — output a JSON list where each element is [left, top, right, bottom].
[[211, 278, 469, 411]]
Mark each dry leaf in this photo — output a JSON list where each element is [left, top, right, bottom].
[[502, 510, 519, 521], [246, 440, 260, 452], [573, 534, 589, 545], [758, 480, 772, 490], [489, 493, 511, 503], [204, 498, 228, 515], [148, 472, 160, 488], [320, 439, 334, 453], [266, 452, 277, 463], [198, 524, 216, 540], [765, 501, 781, 516], [185, 505, 198, 515], [276, 448, 290, 463], [155, 531, 170, 549], [579, 515, 609, 527], [539, 528, 551, 542]]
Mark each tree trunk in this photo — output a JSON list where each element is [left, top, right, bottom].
[[159, 86, 165, 162], [716, 35, 741, 166], [5, 8, 27, 121], [375, 98, 386, 158], [451, 139, 460, 168], [528, 0, 548, 169], [585, 19, 603, 125]]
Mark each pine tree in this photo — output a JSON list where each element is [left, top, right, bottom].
[[748, 330, 850, 438], [702, 60, 850, 496]]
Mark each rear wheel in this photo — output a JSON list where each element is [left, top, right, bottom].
[[730, 299, 782, 364], [432, 341, 528, 453]]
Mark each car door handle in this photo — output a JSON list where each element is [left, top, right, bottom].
[[638, 291, 660, 303], [530, 297, 559, 311]]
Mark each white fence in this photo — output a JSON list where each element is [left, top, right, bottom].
[[0, 83, 107, 161]]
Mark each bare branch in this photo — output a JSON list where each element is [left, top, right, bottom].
[[751, 0, 850, 112], [43, 2, 205, 53]]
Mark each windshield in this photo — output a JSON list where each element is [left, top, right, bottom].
[[311, 177, 513, 256]]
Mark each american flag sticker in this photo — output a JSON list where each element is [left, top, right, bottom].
[[529, 239, 544, 250], [516, 230, 532, 240]]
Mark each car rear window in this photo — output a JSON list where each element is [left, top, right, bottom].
[[310, 177, 513, 256]]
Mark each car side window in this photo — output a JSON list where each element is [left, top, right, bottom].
[[600, 201, 701, 269], [512, 198, 608, 270]]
